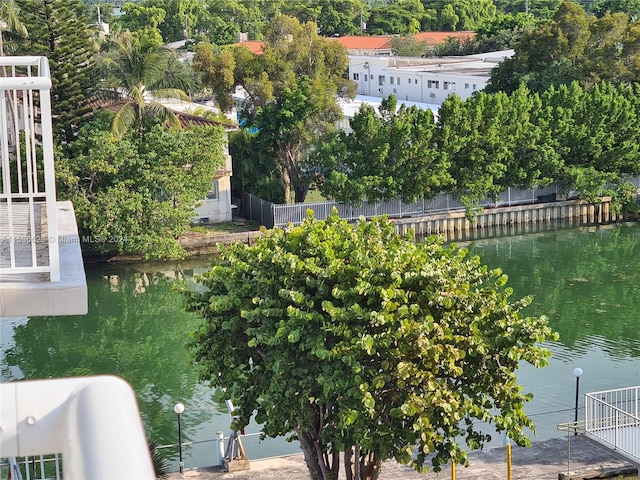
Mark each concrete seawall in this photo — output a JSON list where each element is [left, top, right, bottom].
[[392, 197, 622, 242], [179, 198, 628, 255]]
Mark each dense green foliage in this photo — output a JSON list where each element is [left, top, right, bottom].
[[15, 0, 98, 142], [309, 96, 451, 203], [487, 1, 640, 93], [313, 86, 640, 213], [185, 211, 557, 480], [194, 15, 355, 203], [56, 113, 226, 259]]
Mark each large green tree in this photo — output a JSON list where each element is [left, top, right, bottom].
[[185, 211, 557, 480], [485, 1, 640, 93], [366, 0, 424, 34], [56, 112, 226, 259], [309, 95, 451, 204], [15, 0, 98, 142], [195, 15, 355, 203], [100, 31, 192, 137], [436, 85, 561, 209]]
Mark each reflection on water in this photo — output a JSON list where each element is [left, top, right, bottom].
[[1, 223, 639, 465], [465, 222, 640, 444]]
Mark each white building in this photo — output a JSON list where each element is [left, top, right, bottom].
[[348, 50, 513, 105], [337, 95, 439, 133]]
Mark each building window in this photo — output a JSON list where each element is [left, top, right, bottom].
[[444, 81, 455, 90], [390, 77, 395, 85], [465, 83, 470, 89], [393, 88, 397, 94], [397, 77, 400, 85], [378, 75, 385, 85], [473, 84, 477, 90], [205, 180, 219, 200], [428, 80, 439, 89], [353, 73, 360, 81], [364, 74, 368, 81]]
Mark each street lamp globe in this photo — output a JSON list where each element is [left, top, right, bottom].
[[174, 402, 185, 415], [573, 367, 583, 378]]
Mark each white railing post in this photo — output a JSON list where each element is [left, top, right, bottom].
[[216, 431, 225, 466]]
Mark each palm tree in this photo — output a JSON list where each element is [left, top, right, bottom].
[[0, 0, 27, 57], [101, 32, 192, 137]]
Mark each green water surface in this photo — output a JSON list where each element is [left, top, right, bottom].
[[1, 223, 639, 466]]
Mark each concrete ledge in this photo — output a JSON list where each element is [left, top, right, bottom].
[[0, 201, 88, 317]]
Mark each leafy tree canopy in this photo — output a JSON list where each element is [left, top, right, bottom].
[[194, 15, 355, 204], [15, 0, 98, 142], [309, 95, 451, 204], [185, 211, 557, 480], [56, 112, 226, 259], [486, 1, 640, 94]]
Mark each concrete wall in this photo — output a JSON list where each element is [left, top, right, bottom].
[[180, 198, 630, 257], [393, 198, 622, 242]]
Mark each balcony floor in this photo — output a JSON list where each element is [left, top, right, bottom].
[[0, 201, 87, 317], [0, 202, 50, 274]]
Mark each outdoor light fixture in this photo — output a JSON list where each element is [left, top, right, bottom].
[[173, 402, 185, 473], [573, 367, 583, 435]]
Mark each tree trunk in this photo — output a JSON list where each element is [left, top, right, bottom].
[[279, 142, 309, 203], [359, 450, 382, 480], [282, 162, 292, 204], [294, 183, 309, 203], [345, 447, 382, 480], [295, 427, 339, 480]]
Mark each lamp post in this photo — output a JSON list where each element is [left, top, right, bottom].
[[573, 367, 583, 435], [174, 402, 185, 473]]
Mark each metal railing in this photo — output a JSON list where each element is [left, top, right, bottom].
[[240, 185, 559, 229], [0, 454, 62, 480], [241, 174, 640, 229], [585, 386, 640, 461], [0, 376, 154, 479], [0, 56, 59, 281]]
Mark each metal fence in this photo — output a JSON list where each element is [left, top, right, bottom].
[[0, 56, 60, 281], [239, 185, 560, 229], [239, 175, 640, 229], [585, 386, 640, 461], [0, 454, 62, 480]]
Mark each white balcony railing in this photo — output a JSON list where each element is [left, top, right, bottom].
[[585, 386, 640, 462], [0, 56, 59, 281]]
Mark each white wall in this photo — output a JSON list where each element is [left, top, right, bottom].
[[349, 55, 495, 105], [192, 137, 234, 223]]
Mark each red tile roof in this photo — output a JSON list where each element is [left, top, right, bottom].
[[230, 32, 477, 56], [332, 36, 392, 50], [412, 31, 476, 44], [235, 41, 264, 55]]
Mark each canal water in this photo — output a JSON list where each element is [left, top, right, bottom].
[[1, 222, 639, 469]]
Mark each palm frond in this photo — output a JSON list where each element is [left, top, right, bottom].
[[146, 101, 183, 130], [112, 102, 138, 138]]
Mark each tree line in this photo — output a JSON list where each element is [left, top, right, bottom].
[[3, 0, 640, 260], [308, 84, 640, 215]]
